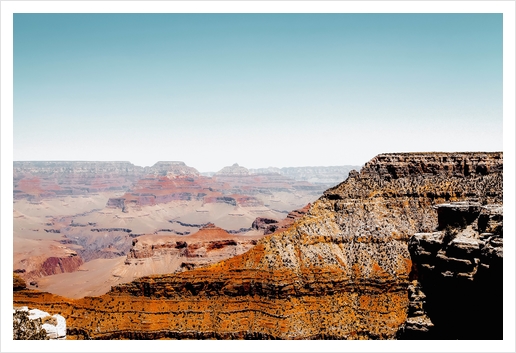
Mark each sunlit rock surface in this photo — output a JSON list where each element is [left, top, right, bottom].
[[13, 152, 502, 340]]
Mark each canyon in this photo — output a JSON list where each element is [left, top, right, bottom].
[[13, 152, 503, 340], [13, 161, 344, 298]]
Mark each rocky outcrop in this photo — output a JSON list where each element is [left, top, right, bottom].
[[19, 252, 84, 283], [13, 152, 502, 340], [14, 306, 67, 340], [13, 273, 27, 291], [214, 164, 325, 196], [251, 204, 310, 235], [251, 217, 279, 234], [106, 197, 126, 210], [125, 224, 263, 271], [402, 201, 503, 339], [37, 254, 84, 277], [215, 163, 250, 176], [115, 174, 210, 208], [202, 195, 263, 207]]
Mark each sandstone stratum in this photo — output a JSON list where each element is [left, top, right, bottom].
[[13, 152, 503, 339]]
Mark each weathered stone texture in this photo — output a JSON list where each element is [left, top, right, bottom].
[[13, 152, 502, 340], [402, 201, 503, 339]]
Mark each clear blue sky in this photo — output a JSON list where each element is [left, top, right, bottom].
[[14, 14, 502, 171]]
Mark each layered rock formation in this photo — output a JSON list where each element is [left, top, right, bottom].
[[13, 161, 144, 199], [59, 229, 134, 262], [13, 160, 201, 201], [402, 202, 503, 339], [13, 161, 356, 203], [125, 223, 264, 272], [13, 152, 502, 340], [36, 253, 84, 277], [106, 162, 324, 216], [15, 246, 84, 285], [13, 273, 27, 291]]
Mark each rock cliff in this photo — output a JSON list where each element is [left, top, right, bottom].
[[13, 152, 503, 340], [15, 247, 85, 285], [401, 201, 503, 339], [13, 160, 205, 201]]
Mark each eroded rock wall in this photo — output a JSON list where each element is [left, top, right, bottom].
[[402, 202, 503, 339], [13, 152, 503, 340]]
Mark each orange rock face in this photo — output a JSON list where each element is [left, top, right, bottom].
[[13, 273, 27, 291], [13, 152, 503, 340]]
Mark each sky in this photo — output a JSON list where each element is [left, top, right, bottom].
[[13, 13, 503, 172]]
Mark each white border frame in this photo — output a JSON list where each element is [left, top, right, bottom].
[[1, 2, 514, 352]]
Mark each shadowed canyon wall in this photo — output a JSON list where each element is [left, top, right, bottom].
[[401, 202, 503, 339], [13, 152, 503, 340]]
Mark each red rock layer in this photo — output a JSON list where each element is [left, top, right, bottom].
[[16, 251, 85, 285], [125, 224, 264, 271], [13, 152, 503, 340], [36, 255, 84, 277]]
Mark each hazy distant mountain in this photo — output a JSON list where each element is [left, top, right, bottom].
[[214, 163, 250, 176], [12, 160, 332, 298], [249, 165, 361, 186], [203, 164, 361, 186]]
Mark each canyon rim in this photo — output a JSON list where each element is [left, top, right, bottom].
[[12, 152, 504, 343]]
